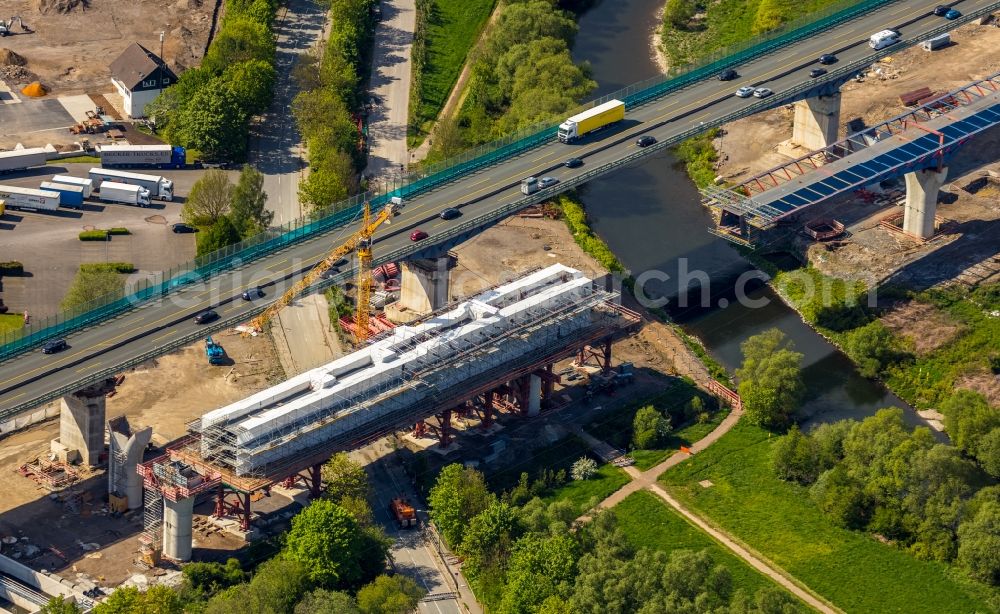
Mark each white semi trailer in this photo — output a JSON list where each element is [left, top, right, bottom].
[[50, 175, 94, 198], [99, 183, 151, 207], [0, 148, 48, 173], [89, 168, 173, 201], [0, 184, 60, 211]]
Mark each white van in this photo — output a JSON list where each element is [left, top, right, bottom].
[[869, 30, 901, 50]]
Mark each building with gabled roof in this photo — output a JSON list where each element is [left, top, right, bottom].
[[109, 42, 177, 118]]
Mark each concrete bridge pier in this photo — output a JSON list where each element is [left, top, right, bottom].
[[791, 92, 841, 150], [392, 254, 457, 318], [903, 167, 948, 239], [57, 378, 116, 466], [162, 496, 195, 562]]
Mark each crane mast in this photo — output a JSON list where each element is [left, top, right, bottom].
[[245, 201, 393, 344]]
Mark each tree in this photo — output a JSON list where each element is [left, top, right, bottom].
[[177, 83, 249, 160], [183, 558, 246, 595], [772, 425, 820, 484], [736, 329, 804, 428], [845, 321, 898, 378], [978, 428, 1000, 479], [196, 215, 243, 256], [356, 575, 426, 614], [60, 268, 125, 312], [40, 596, 81, 614], [632, 405, 671, 450], [284, 498, 365, 588], [571, 457, 598, 481], [183, 169, 234, 226], [222, 60, 276, 117], [500, 533, 578, 614], [298, 149, 356, 213], [460, 500, 521, 577], [940, 390, 1000, 467], [93, 586, 182, 614], [322, 452, 370, 503], [203, 18, 275, 72], [295, 588, 360, 614], [810, 465, 868, 529], [957, 500, 1000, 585], [428, 463, 493, 547], [229, 165, 273, 236], [663, 0, 695, 28]]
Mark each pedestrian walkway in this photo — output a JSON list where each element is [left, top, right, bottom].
[[366, 0, 416, 183], [573, 403, 840, 613]]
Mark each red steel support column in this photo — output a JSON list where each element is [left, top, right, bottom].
[[308, 463, 323, 499], [481, 391, 494, 430], [602, 339, 613, 374], [438, 410, 452, 448], [413, 420, 427, 438], [542, 364, 555, 402], [240, 492, 251, 532], [212, 484, 225, 519]]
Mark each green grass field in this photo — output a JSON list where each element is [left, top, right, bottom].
[[48, 155, 100, 165], [660, 423, 999, 613], [0, 313, 23, 335], [543, 463, 629, 514], [615, 491, 790, 599], [409, 0, 495, 145]]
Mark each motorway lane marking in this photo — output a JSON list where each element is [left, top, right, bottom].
[[2, 1, 954, 392], [77, 362, 99, 373]]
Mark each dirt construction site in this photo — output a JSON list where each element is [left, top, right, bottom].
[[0, 0, 216, 95], [0, 214, 708, 589], [715, 17, 1000, 289]]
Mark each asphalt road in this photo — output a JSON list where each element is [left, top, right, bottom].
[[0, 0, 991, 414]]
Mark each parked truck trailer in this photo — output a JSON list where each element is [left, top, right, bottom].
[[0, 185, 60, 211], [98, 182, 151, 207], [0, 148, 48, 173], [50, 175, 94, 198], [39, 181, 84, 208], [557, 99, 625, 143], [88, 168, 173, 201], [98, 144, 186, 169]]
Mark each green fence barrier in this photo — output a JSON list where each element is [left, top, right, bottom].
[[0, 0, 900, 362]]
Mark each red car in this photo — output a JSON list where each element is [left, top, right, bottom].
[[410, 229, 428, 241]]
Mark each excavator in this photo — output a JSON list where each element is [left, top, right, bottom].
[[245, 200, 397, 344], [0, 16, 31, 36]]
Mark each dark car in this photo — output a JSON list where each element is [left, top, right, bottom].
[[194, 310, 219, 324], [933, 4, 949, 15], [809, 68, 827, 78], [718, 68, 738, 81], [439, 207, 461, 220], [171, 223, 196, 233], [818, 53, 838, 65], [636, 135, 657, 147], [321, 267, 341, 280], [945, 8, 961, 19], [332, 257, 349, 268], [241, 286, 264, 301], [42, 338, 68, 354], [410, 229, 428, 242], [564, 157, 583, 168]]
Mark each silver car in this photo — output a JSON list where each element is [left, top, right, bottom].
[[538, 176, 559, 189], [753, 87, 774, 98], [735, 86, 755, 98]]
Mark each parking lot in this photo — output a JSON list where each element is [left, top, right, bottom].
[[0, 163, 231, 318]]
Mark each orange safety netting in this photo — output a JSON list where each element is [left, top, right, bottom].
[[21, 81, 47, 97]]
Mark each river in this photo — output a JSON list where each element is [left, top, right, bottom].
[[570, 0, 913, 425]]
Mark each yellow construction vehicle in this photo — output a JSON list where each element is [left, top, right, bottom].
[[245, 201, 395, 344]]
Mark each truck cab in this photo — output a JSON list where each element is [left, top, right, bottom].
[[521, 177, 539, 195], [159, 178, 174, 201]]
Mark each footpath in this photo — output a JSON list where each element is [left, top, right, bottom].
[[575, 403, 840, 614]]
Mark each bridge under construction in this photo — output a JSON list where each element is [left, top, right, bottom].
[[135, 265, 639, 563]]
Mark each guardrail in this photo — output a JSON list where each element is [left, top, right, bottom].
[[0, 0, 908, 362], [8, 3, 1000, 416]]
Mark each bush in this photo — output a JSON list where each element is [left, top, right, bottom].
[[771, 425, 819, 484], [0, 261, 23, 275], [80, 262, 135, 274], [844, 320, 899, 378], [79, 230, 109, 241], [107, 227, 130, 235], [632, 405, 672, 450], [570, 457, 598, 481], [674, 129, 720, 188]]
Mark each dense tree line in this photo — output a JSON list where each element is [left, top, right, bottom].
[[439, 0, 594, 156], [772, 406, 1000, 585], [147, 0, 279, 161], [292, 0, 375, 214], [428, 462, 803, 613], [42, 453, 419, 614]]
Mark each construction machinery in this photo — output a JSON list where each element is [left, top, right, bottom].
[[0, 16, 31, 36], [389, 497, 417, 528], [246, 201, 396, 343], [205, 337, 225, 365]]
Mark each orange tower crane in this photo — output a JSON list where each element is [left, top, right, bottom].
[[245, 201, 395, 344]]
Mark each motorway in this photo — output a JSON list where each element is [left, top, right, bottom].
[[0, 0, 994, 414]]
